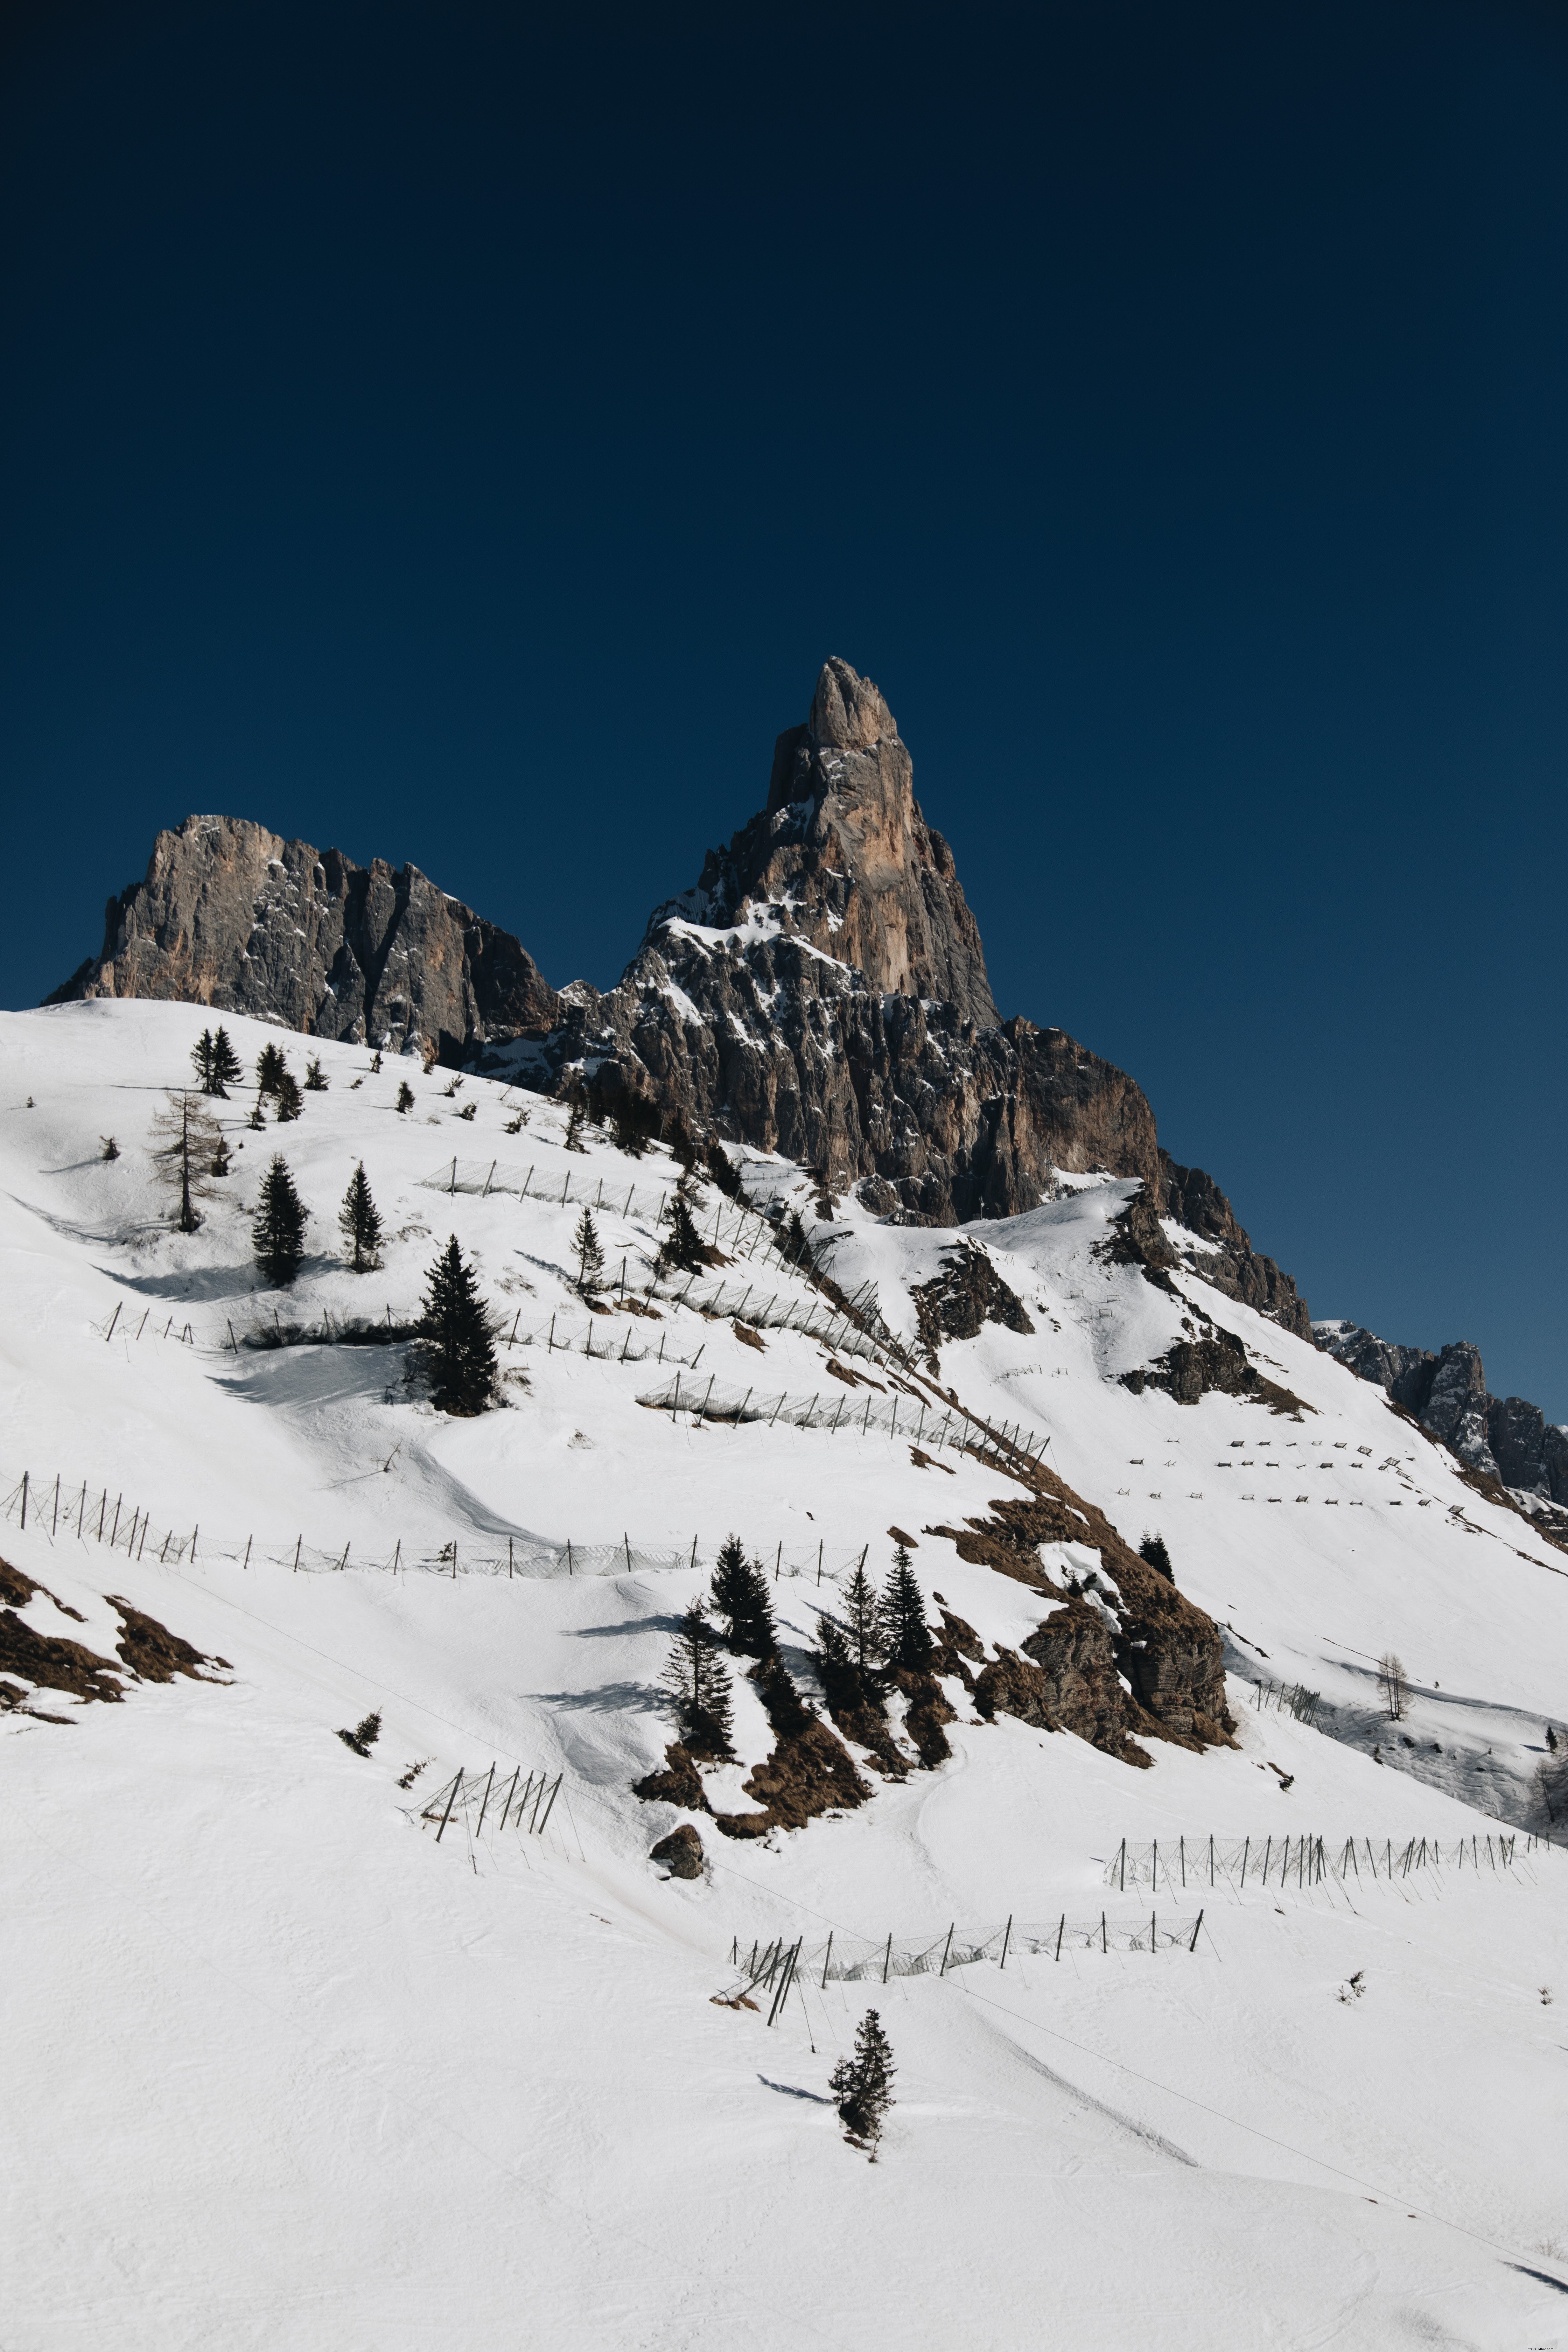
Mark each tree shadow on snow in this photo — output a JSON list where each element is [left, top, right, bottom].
[[534, 1679, 667, 1717]]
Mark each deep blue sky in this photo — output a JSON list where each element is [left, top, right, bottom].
[[4, 0, 1565, 1413]]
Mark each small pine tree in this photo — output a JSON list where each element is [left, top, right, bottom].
[[212, 1027, 242, 1092], [710, 1536, 777, 1659], [660, 1194, 707, 1275], [339, 1162, 383, 1273], [150, 1091, 223, 1233], [100, 1135, 119, 1162], [782, 1207, 813, 1268], [564, 1100, 586, 1152], [252, 1156, 308, 1285], [830, 2009, 896, 2151], [337, 1710, 381, 1756], [842, 1558, 884, 1677], [304, 1055, 328, 1092], [660, 1599, 734, 1758], [420, 1236, 498, 1414], [191, 1029, 221, 1094], [814, 1616, 867, 1716], [573, 1209, 606, 1296], [881, 1545, 932, 1672], [248, 1094, 266, 1130], [273, 1070, 303, 1122], [1138, 1532, 1175, 1582], [505, 1109, 526, 1134], [396, 1080, 415, 1113], [369, 1050, 383, 1073], [256, 1042, 288, 1097], [211, 1135, 232, 1177]]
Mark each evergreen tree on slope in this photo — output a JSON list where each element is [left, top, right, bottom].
[[420, 1236, 498, 1414], [830, 2010, 896, 2152], [660, 1599, 734, 1759], [252, 1156, 308, 1285], [709, 1535, 777, 1659], [881, 1544, 932, 1672], [339, 1162, 383, 1273]]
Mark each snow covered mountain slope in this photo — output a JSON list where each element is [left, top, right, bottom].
[[5, 999, 1568, 2352]]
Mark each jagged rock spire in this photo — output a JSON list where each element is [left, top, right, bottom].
[[661, 657, 1000, 1030]]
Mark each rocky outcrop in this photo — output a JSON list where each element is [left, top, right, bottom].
[[911, 1243, 1034, 1363], [48, 814, 559, 1064], [1156, 1155, 1312, 1338], [51, 665, 1308, 1329], [930, 1454, 1236, 1758], [1316, 1322, 1568, 1502], [649, 1823, 706, 1878]]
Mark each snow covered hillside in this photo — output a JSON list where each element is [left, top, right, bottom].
[[5, 998, 1568, 2351]]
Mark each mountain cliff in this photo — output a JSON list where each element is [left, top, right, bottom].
[[46, 661, 1309, 1335], [47, 815, 560, 1063]]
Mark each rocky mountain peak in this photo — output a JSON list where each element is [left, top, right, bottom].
[[674, 658, 999, 1030]]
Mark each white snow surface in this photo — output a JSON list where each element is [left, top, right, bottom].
[[4, 1000, 1568, 2349]]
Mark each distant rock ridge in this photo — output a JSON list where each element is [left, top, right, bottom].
[[45, 661, 1309, 1334], [46, 814, 559, 1063], [1314, 1321, 1568, 1506]]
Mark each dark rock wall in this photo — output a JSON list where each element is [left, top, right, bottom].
[[1316, 1322, 1568, 1502], [48, 814, 559, 1064]]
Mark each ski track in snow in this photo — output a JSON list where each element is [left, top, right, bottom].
[[3, 999, 1568, 2350]]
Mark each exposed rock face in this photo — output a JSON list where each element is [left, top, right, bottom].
[[48, 814, 559, 1064], [1316, 1321, 1568, 1505], [649, 1823, 705, 1878], [930, 1458, 1235, 1759], [517, 662, 1308, 1323], [668, 656, 1000, 1028], [911, 1243, 1035, 1362], [1156, 1156, 1312, 1338], [50, 664, 1308, 1330]]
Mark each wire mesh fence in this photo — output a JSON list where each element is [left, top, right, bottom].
[[1102, 1830, 1549, 1895], [1250, 1679, 1324, 1728], [730, 1909, 1214, 2013], [0, 1462, 876, 1586], [634, 1366, 1049, 1468]]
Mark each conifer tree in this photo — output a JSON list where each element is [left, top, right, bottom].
[[211, 1134, 232, 1177], [256, 1042, 288, 1097], [813, 1616, 866, 1716], [842, 1557, 884, 1678], [782, 1207, 814, 1268], [830, 2010, 896, 2151], [710, 1536, 777, 1658], [1138, 1532, 1175, 1582], [881, 1544, 933, 1672], [419, 1236, 498, 1414], [339, 1162, 383, 1273], [370, 1050, 383, 1073], [304, 1055, 328, 1092], [660, 1599, 734, 1758], [564, 1100, 586, 1152], [151, 1091, 224, 1233], [660, 1194, 707, 1275], [100, 1135, 119, 1162], [212, 1027, 242, 1092], [248, 1093, 266, 1130], [273, 1069, 304, 1122], [252, 1156, 308, 1285], [573, 1208, 605, 1296], [396, 1080, 415, 1113], [191, 1029, 222, 1095]]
